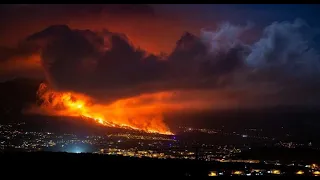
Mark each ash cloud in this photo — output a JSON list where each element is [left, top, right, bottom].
[[26, 23, 252, 100], [2, 18, 320, 107], [246, 19, 320, 77]]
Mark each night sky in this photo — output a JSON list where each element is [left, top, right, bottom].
[[1, 4, 320, 109]]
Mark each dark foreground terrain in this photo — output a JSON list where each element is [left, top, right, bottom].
[[0, 152, 316, 176], [236, 147, 320, 163], [2, 152, 209, 176]]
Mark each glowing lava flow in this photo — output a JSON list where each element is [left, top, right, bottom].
[[34, 83, 174, 135]]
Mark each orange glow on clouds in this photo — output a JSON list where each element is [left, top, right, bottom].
[[0, 53, 43, 78], [0, 11, 201, 55]]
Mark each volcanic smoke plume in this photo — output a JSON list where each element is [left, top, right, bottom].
[[2, 6, 320, 135], [30, 83, 174, 135]]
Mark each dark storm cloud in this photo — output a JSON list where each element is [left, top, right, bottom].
[[26, 22, 256, 99], [246, 19, 320, 77], [25, 25, 166, 97]]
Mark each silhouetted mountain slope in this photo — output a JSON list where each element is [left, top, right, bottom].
[[0, 78, 42, 119]]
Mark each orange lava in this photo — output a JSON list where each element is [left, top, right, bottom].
[[35, 83, 174, 135]]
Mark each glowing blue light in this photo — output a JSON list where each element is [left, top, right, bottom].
[[69, 146, 83, 154]]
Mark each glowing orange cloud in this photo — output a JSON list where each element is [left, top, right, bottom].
[[0, 53, 44, 79], [28, 83, 174, 135], [0, 9, 202, 55]]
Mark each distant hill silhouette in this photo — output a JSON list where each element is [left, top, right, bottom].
[[0, 78, 42, 120]]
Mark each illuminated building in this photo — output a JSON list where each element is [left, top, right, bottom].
[[296, 170, 304, 175], [313, 171, 320, 176], [208, 171, 217, 176], [311, 164, 319, 170], [271, 169, 281, 175], [232, 171, 244, 175]]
